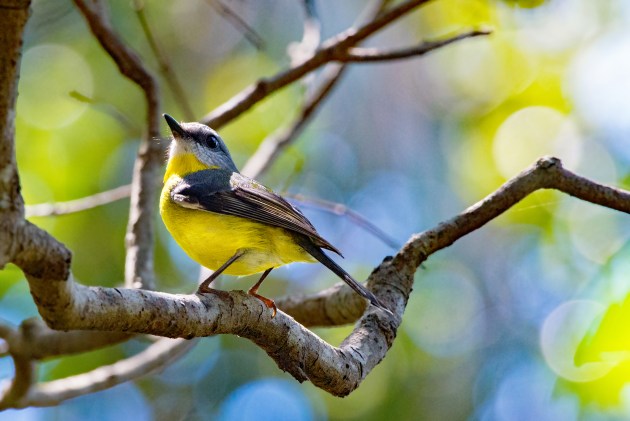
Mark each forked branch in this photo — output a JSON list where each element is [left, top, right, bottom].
[[20, 157, 630, 397]]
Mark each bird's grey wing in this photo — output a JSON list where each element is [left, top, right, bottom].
[[172, 171, 341, 255]]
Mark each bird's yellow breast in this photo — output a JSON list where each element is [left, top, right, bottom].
[[160, 154, 313, 275]]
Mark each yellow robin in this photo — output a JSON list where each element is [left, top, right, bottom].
[[159, 114, 386, 316]]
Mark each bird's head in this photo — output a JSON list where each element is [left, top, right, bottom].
[[163, 113, 238, 173]]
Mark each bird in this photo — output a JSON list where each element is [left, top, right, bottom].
[[159, 114, 387, 316]]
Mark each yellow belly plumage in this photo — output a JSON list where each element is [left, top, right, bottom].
[[160, 173, 315, 276]]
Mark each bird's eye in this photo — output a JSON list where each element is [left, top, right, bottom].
[[206, 135, 219, 149]]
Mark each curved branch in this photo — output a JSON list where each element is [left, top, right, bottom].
[[277, 157, 630, 326], [0, 353, 35, 410], [0, 319, 34, 410], [13, 338, 195, 408], [23, 155, 630, 396]]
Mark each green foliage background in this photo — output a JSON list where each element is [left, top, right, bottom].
[[3, 0, 630, 420]]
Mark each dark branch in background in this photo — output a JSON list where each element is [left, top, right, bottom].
[[286, 193, 400, 249], [240, 27, 490, 178], [338, 28, 492, 62], [241, 0, 393, 179], [73, 0, 162, 290], [205, 0, 264, 50], [69, 90, 138, 132], [201, 0, 434, 129], [133, 0, 195, 121]]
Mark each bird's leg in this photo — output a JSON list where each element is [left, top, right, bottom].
[[198, 250, 244, 295], [248, 268, 277, 317]]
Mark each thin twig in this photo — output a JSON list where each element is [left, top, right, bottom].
[[133, 0, 195, 121], [205, 0, 264, 50], [286, 193, 400, 249], [25, 185, 131, 217], [69, 90, 138, 132], [200, 0, 434, 129], [278, 157, 630, 326], [337, 28, 493, 62], [74, 0, 162, 290], [288, 0, 321, 68], [241, 0, 392, 179]]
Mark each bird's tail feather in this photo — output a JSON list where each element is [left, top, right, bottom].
[[300, 240, 388, 312]]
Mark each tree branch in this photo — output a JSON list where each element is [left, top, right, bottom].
[[286, 193, 400, 249], [205, 0, 264, 50], [73, 0, 162, 290], [13, 338, 195, 408], [25, 184, 131, 217], [22, 156, 630, 396], [240, 0, 392, 179], [0, 0, 31, 269], [200, 0, 433, 129], [336, 28, 492, 62], [0, 320, 34, 410], [133, 0, 195, 121], [11, 318, 132, 360]]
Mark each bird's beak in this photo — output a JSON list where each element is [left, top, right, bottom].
[[163, 114, 185, 138]]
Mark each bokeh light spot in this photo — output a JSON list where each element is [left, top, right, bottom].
[[405, 266, 485, 357], [493, 106, 582, 178], [541, 300, 614, 382], [217, 378, 314, 421], [17, 44, 92, 130], [566, 203, 629, 264]]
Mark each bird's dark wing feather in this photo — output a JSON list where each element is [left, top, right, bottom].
[[172, 170, 341, 255]]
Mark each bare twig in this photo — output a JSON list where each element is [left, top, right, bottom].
[[13, 338, 195, 408], [133, 0, 195, 121], [200, 0, 434, 129], [288, 0, 321, 67], [240, 64, 345, 179], [337, 28, 492, 62], [206, 0, 264, 50], [69, 90, 138, 132], [73, 0, 162, 290], [279, 157, 630, 326], [286, 193, 400, 249], [25, 185, 131, 217], [241, 0, 392, 179]]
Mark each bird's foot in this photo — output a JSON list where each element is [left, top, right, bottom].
[[247, 291, 277, 318], [197, 285, 231, 300]]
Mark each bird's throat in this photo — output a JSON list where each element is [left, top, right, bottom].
[[164, 152, 207, 181]]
